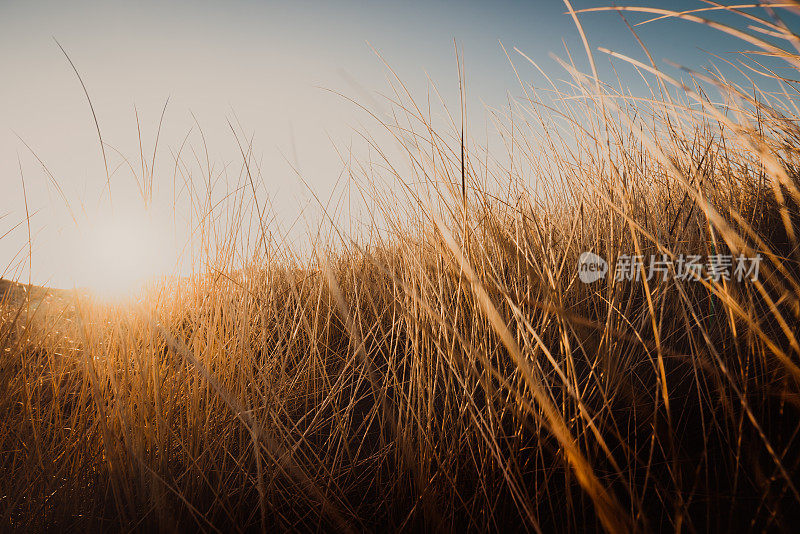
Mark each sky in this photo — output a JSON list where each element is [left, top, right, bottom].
[[0, 0, 790, 290]]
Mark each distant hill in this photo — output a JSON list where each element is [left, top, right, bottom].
[[0, 278, 72, 306]]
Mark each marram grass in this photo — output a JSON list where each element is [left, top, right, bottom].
[[5, 4, 800, 532]]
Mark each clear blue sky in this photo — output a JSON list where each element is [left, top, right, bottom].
[[0, 0, 791, 288]]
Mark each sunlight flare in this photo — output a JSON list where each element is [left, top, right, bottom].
[[68, 207, 172, 299]]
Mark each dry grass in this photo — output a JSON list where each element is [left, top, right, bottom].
[[4, 3, 800, 532]]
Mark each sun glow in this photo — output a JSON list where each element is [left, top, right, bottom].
[[68, 208, 174, 300]]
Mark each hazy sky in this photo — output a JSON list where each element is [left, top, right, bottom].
[[0, 0, 781, 289]]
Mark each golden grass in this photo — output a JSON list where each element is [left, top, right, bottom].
[[4, 3, 800, 531]]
